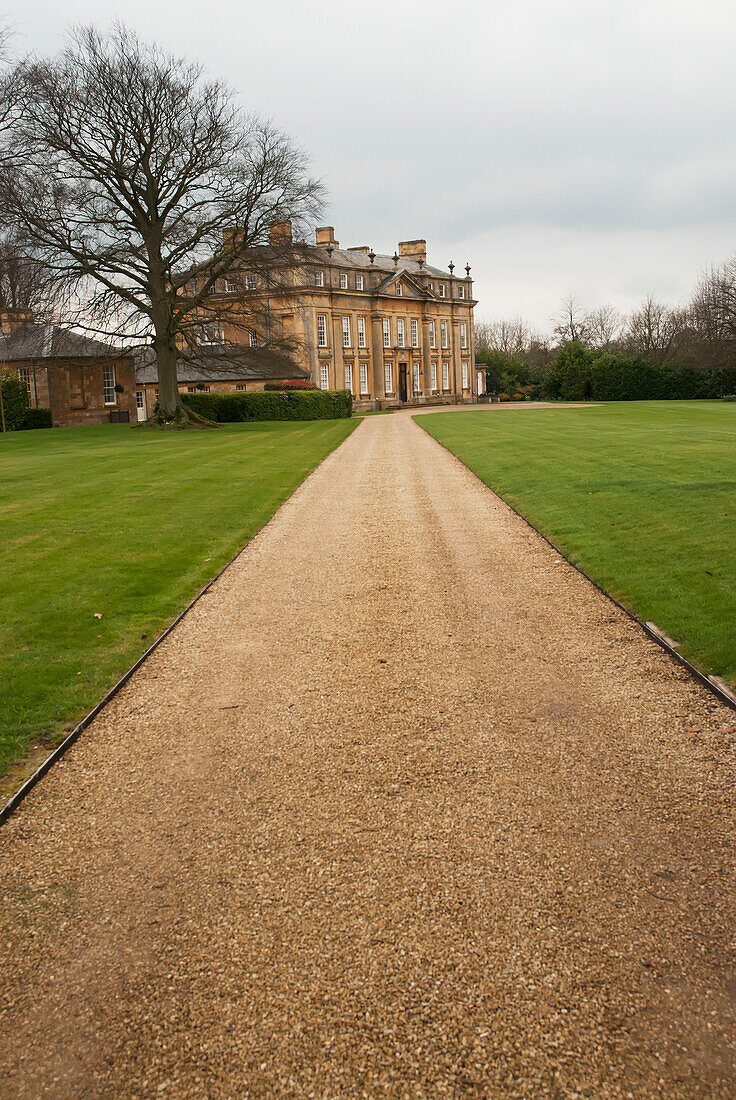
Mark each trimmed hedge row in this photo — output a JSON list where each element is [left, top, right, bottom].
[[21, 407, 53, 430], [181, 389, 352, 422], [542, 345, 736, 402]]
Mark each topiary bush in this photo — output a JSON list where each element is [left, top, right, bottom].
[[182, 389, 352, 422], [0, 368, 30, 430]]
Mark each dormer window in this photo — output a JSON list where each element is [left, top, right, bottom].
[[458, 285, 465, 299], [438, 284, 446, 297], [396, 282, 403, 296], [246, 274, 257, 291], [315, 271, 324, 287], [340, 273, 348, 289], [356, 274, 364, 290]]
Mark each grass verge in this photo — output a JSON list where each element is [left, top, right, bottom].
[[1, 419, 357, 777], [419, 401, 736, 688]]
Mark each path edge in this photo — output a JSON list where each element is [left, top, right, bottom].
[[414, 415, 736, 714], [0, 419, 363, 828]]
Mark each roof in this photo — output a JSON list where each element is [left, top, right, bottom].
[[134, 344, 309, 385], [303, 245, 451, 281], [0, 323, 127, 362]]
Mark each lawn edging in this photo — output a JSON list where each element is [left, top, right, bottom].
[[414, 415, 736, 715], [0, 419, 364, 827]]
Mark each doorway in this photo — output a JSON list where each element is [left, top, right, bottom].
[[398, 363, 408, 403]]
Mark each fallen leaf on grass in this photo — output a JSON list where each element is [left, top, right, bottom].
[[94, 612, 103, 619]]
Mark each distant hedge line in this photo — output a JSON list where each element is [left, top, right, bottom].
[[181, 389, 352, 422], [543, 345, 736, 402]]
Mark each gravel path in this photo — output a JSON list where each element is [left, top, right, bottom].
[[1, 410, 735, 1098]]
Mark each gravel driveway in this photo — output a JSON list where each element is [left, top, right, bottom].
[[1, 410, 735, 1098]]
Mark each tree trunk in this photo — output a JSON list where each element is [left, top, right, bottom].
[[155, 338, 183, 418]]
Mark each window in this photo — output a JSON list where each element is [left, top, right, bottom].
[[317, 314, 328, 347], [342, 316, 352, 348], [246, 274, 257, 291], [441, 321, 448, 349], [356, 274, 364, 291], [315, 270, 324, 287], [200, 322, 224, 345], [460, 323, 467, 349], [357, 316, 366, 348], [225, 279, 238, 293], [396, 281, 403, 296], [320, 362, 329, 390], [360, 362, 369, 395], [438, 284, 446, 298], [413, 363, 420, 393], [344, 362, 353, 392], [458, 285, 465, 299], [187, 386, 197, 393], [384, 361, 393, 393], [340, 273, 348, 289], [429, 320, 436, 348], [200, 385, 210, 393], [18, 367, 31, 395], [136, 390, 144, 409], [236, 384, 247, 392], [411, 318, 419, 348], [249, 330, 258, 347], [462, 362, 469, 389], [383, 317, 391, 347], [428, 282, 434, 292], [103, 364, 116, 405], [477, 370, 484, 395], [397, 318, 405, 347], [431, 361, 437, 390], [442, 362, 450, 390]]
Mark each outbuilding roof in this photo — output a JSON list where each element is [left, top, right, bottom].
[[134, 344, 309, 385], [0, 324, 126, 361]]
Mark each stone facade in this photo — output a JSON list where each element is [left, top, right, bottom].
[[1, 324, 137, 427], [213, 225, 482, 411]]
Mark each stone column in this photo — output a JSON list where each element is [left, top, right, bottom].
[[331, 313, 345, 389], [371, 314, 384, 399], [452, 319, 462, 401], [422, 316, 432, 399]]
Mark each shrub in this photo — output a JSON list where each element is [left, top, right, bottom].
[[724, 394, 736, 402], [182, 389, 352, 422], [21, 407, 53, 430], [264, 380, 316, 391], [512, 392, 527, 401], [498, 393, 513, 402], [0, 368, 30, 430]]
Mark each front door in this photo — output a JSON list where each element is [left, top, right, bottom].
[[398, 363, 408, 403]]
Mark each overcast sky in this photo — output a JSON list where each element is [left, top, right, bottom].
[[6, 0, 736, 333]]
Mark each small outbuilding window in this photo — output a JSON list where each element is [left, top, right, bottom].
[[103, 364, 116, 405]]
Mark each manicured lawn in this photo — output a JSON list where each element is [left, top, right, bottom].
[[420, 402, 736, 688], [0, 419, 357, 776]]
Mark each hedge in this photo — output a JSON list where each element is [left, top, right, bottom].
[[542, 344, 736, 402], [20, 407, 53, 429], [181, 389, 352, 422]]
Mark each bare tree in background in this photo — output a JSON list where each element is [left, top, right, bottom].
[[625, 294, 685, 365], [552, 293, 590, 345], [475, 316, 536, 356], [690, 258, 736, 370], [586, 303, 623, 352], [0, 24, 323, 423]]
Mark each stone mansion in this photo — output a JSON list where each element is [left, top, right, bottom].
[[212, 223, 482, 411]]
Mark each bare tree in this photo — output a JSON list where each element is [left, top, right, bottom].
[[475, 316, 536, 357], [0, 233, 51, 319], [690, 258, 736, 369], [625, 294, 685, 364], [585, 303, 623, 352], [552, 293, 590, 345], [1, 25, 323, 423]]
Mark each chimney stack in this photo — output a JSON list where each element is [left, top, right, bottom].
[[315, 226, 339, 249], [398, 239, 427, 264], [269, 220, 293, 246]]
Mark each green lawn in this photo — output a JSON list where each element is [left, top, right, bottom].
[[0, 419, 357, 776], [419, 402, 736, 688]]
